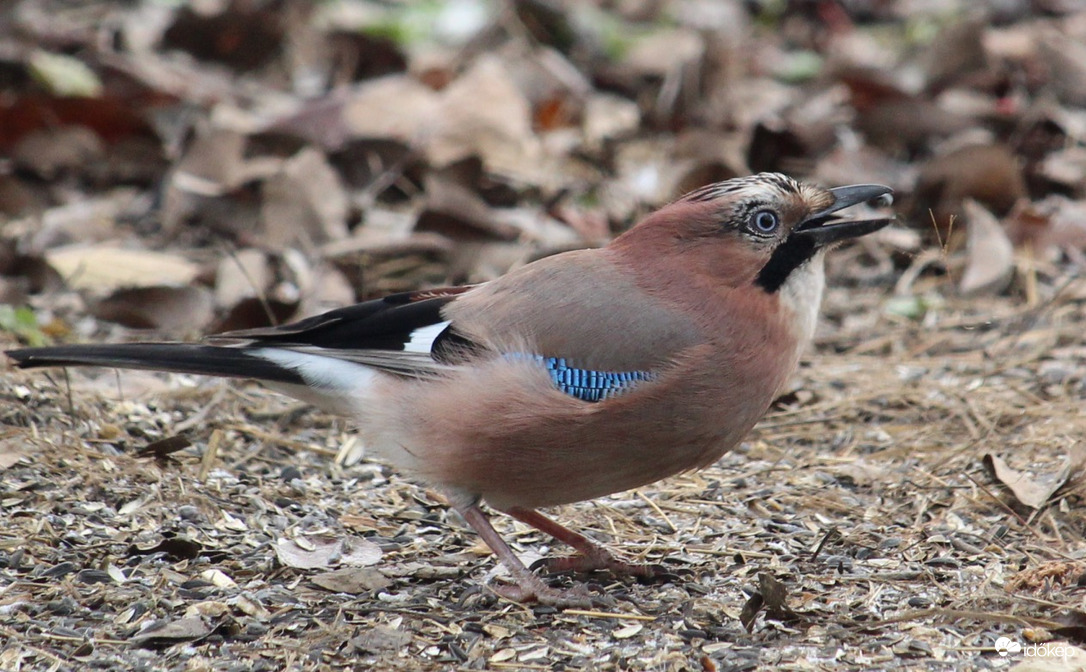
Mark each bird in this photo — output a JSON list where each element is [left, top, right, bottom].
[[5, 173, 893, 607]]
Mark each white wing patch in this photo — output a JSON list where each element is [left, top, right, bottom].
[[253, 348, 378, 392], [404, 320, 451, 353]]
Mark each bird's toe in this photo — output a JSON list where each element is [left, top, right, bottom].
[[489, 576, 594, 609]]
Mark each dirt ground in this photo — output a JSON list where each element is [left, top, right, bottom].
[[2, 1, 1086, 671]]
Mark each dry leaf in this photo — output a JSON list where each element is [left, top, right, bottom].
[[275, 536, 343, 569], [200, 569, 237, 589], [1007, 560, 1086, 593], [234, 594, 271, 621], [416, 172, 520, 242], [342, 75, 441, 145], [106, 564, 127, 584], [582, 93, 640, 149], [739, 572, 798, 632], [0, 440, 23, 470], [162, 4, 284, 73], [612, 623, 643, 639], [46, 245, 201, 291], [911, 144, 1026, 229], [1037, 27, 1086, 106], [428, 55, 542, 177], [350, 626, 412, 653], [130, 617, 211, 644], [171, 128, 276, 195], [984, 450, 1086, 509], [311, 567, 390, 594], [1009, 198, 1086, 253], [185, 601, 230, 619], [483, 624, 511, 639], [261, 148, 349, 250], [824, 459, 887, 486], [959, 199, 1015, 296], [214, 249, 270, 308], [92, 285, 214, 331], [339, 539, 383, 567], [621, 28, 704, 78], [12, 126, 104, 179]]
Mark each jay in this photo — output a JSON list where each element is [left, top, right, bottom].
[[5, 173, 893, 607]]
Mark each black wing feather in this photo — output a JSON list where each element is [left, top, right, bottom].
[[210, 287, 474, 353], [6, 344, 305, 383], [5, 286, 482, 382]]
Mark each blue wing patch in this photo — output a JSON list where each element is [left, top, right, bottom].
[[516, 355, 654, 402]]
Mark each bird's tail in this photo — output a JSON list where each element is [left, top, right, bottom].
[[4, 344, 305, 385]]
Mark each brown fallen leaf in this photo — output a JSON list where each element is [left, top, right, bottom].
[[823, 459, 888, 487], [910, 144, 1026, 231], [130, 617, 211, 646], [917, 18, 988, 94], [12, 126, 104, 180], [135, 435, 192, 464], [214, 249, 271, 308], [275, 536, 343, 570], [1008, 198, 1086, 254], [311, 567, 390, 594], [739, 572, 799, 632], [427, 54, 543, 177], [959, 199, 1015, 296], [582, 93, 640, 150], [0, 438, 24, 470], [0, 94, 155, 152], [984, 449, 1086, 509], [161, 4, 284, 73], [171, 127, 280, 195], [416, 172, 521, 242], [273, 534, 379, 570], [339, 538, 383, 568], [1037, 27, 1086, 107], [212, 296, 299, 334], [45, 245, 200, 291], [261, 148, 349, 250], [853, 97, 972, 155], [92, 285, 214, 331], [342, 75, 441, 146], [1007, 560, 1086, 593], [349, 626, 412, 654]]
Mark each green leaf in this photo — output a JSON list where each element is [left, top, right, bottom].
[[29, 50, 103, 97], [0, 305, 50, 347]]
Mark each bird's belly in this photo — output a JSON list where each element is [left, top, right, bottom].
[[360, 342, 795, 512], [475, 433, 737, 511], [428, 387, 770, 511]]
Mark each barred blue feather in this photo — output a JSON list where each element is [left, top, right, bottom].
[[519, 355, 654, 402]]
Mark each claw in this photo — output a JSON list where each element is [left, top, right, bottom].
[[490, 575, 594, 608]]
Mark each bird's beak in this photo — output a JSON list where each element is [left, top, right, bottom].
[[793, 184, 894, 246]]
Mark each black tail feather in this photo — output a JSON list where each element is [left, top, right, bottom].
[[4, 344, 304, 385]]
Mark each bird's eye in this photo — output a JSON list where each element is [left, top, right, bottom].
[[750, 210, 780, 234]]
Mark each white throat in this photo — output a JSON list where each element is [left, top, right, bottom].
[[778, 252, 826, 346]]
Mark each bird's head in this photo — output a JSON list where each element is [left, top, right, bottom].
[[613, 172, 894, 293]]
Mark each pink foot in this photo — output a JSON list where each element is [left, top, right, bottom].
[[490, 575, 593, 608]]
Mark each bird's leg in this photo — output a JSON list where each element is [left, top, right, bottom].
[[507, 507, 666, 580], [457, 504, 592, 608]]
